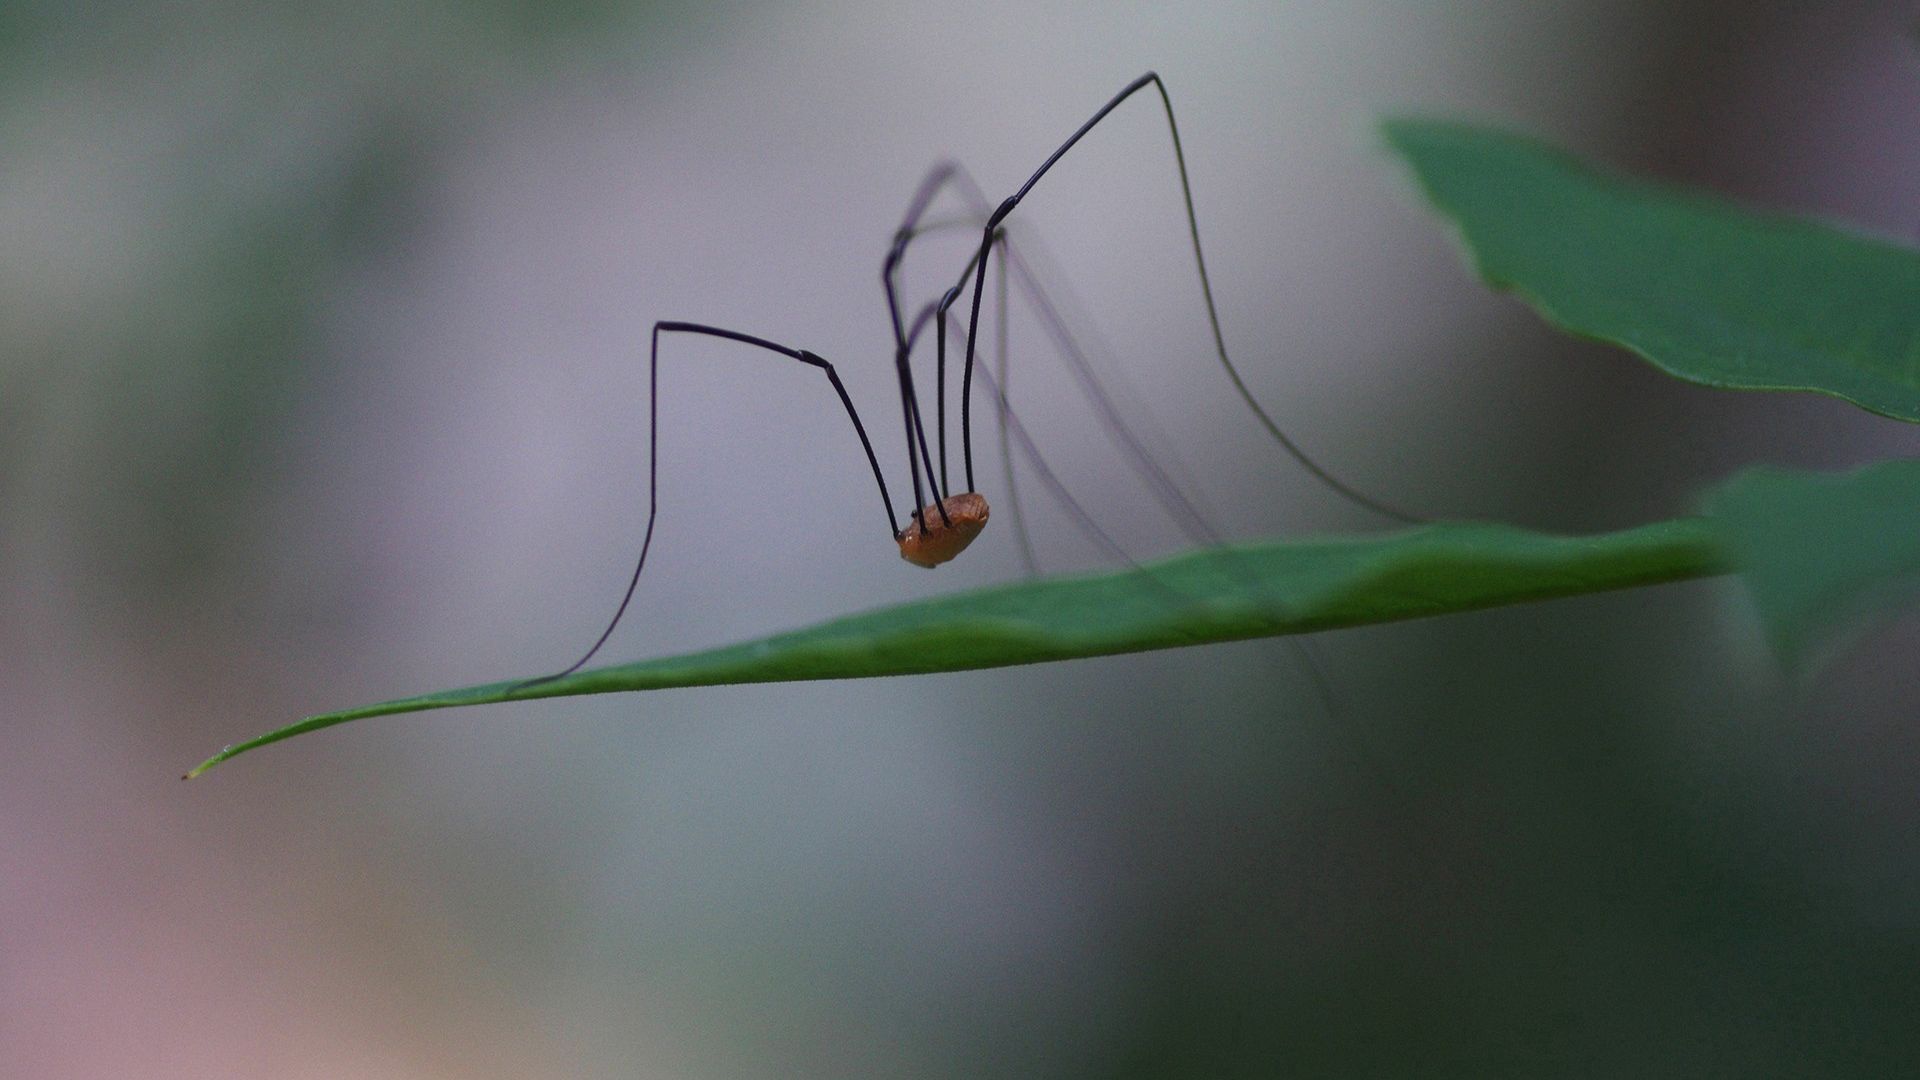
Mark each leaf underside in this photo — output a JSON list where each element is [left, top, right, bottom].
[[189, 519, 1727, 776], [1383, 119, 1920, 422]]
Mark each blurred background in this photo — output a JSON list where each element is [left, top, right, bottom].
[[7, 1, 1920, 1075]]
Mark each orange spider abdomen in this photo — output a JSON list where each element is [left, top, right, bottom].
[[896, 492, 990, 568]]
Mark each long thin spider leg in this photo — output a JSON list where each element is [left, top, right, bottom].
[[937, 299, 950, 495], [1004, 241, 1226, 547], [901, 198, 1170, 573], [956, 72, 1422, 523], [920, 180, 1456, 899], [936, 294, 956, 496], [883, 161, 982, 528], [887, 171, 1040, 571], [957, 328, 1366, 841], [922, 167, 1167, 562], [992, 228, 1040, 576], [888, 160, 1128, 528], [896, 343, 951, 528], [1013, 240, 1224, 520], [895, 156, 1243, 548], [887, 165, 1005, 513], [945, 302, 1436, 891], [893, 273, 953, 529], [974, 351, 1357, 795], [897, 229, 999, 530], [883, 161, 963, 349], [511, 321, 898, 692], [917, 201, 1227, 556], [965, 349, 1146, 577]]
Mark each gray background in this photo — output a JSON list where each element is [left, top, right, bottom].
[[5, 2, 1919, 1075]]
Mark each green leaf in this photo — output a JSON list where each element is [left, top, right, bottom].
[[1383, 119, 1920, 422], [1702, 458, 1920, 672], [188, 519, 1728, 776]]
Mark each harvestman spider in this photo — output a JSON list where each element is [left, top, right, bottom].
[[514, 72, 1417, 691]]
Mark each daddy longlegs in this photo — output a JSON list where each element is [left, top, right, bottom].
[[511, 71, 1420, 694]]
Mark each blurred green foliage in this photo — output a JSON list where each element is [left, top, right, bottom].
[[1385, 118, 1920, 422], [0, 0, 682, 610]]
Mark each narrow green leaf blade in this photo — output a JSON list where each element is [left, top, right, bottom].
[[189, 519, 1727, 776], [1703, 458, 1920, 671], [1383, 119, 1920, 422]]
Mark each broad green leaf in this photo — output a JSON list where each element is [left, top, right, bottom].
[[1702, 458, 1920, 671], [188, 519, 1727, 776], [1383, 119, 1920, 422]]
